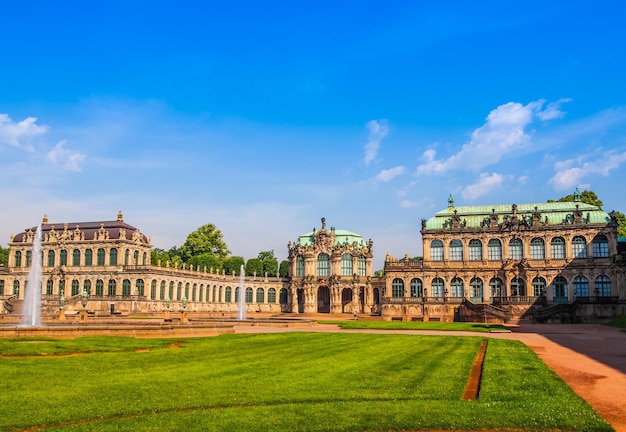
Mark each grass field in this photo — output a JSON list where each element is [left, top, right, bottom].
[[0, 333, 612, 431], [318, 320, 510, 332]]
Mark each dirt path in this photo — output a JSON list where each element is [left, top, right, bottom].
[[234, 323, 626, 431]]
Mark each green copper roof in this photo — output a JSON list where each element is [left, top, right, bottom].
[[297, 229, 365, 246], [425, 201, 611, 230]]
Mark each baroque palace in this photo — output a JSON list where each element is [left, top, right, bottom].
[[1, 190, 625, 323]]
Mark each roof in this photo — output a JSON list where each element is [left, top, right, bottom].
[[297, 229, 365, 247]]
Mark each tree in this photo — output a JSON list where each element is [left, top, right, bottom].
[[257, 250, 275, 260], [0, 246, 8, 267], [614, 211, 626, 238], [279, 260, 290, 278], [188, 253, 223, 273], [179, 223, 230, 261], [263, 258, 278, 276], [245, 258, 263, 276], [223, 256, 245, 276], [548, 190, 603, 208]]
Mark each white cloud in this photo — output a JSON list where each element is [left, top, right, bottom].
[[0, 114, 48, 151], [461, 172, 505, 200], [416, 99, 566, 175], [45, 140, 86, 172], [549, 150, 626, 190], [400, 200, 417, 208], [375, 165, 406, 182], [364, 119, 390, 166]]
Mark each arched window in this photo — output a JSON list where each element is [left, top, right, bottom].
[[60, 250, 68, 266], [134, 250, 139, 264], [317, 253, 330, 276], [151, 280, 157, 300], [256, 288, 264, 303], [530, 238, 545, 259], [595, 275, 611, 296], [192, 284, 197, 302], [136, 279, 145, 296], [235, 287, 240, 302], [71, 279, 80, 296], [96, 280, 104, 296], [573, 276, 589, 297], [72, 249, 81, 266], [46, 279, 53, 295], [358, 255, 366, 276], [0, 280, 4, 295], [449, 240, 463, 261], [510, 277, 525, 296], [572, 236, 587, 258], [552, 276, 567, 302], [177, 282, 182, 300], [489, 277, 503, 298], [142, 252, 147, 265], [279, 288, 288, 304], [14, 251, 22, 267], [470, 277, 483, 301], [488, 239, 502, 260], [109, 248, 118, 266], [185, 283, 190, 299], [431, 278, 444, 297], [84, 249, 93, 266], [212, 286, 217, 302], [392, 278, 404, 297], [47, 250, 55, 267], [83, 280, 91, 295], [13, 280, 20, 295], [108, 279, 117, 296], [159, 281, 165, 300], [469, 240, 482, 260], [169, 282, 174, 300], [551, 237, 566, 259], [509, 239, 523, 259], [225, 286, 232, 303], [268, 288, 276, 303], [26, 251, 32, 267], [341, 254, 353, 276], [97, 248, 105, 266], [592, 235, 609, 257], [122, 279, 131, 296], [532, 277, 546, 297], [410, 278, 423, 297], [450, 277, 464, 298], [430, 239, 444, 261], [296, 255, 304, 276]]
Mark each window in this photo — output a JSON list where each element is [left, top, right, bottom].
[[358, 255, 366, 277], [532, 277, 546, 297], [430, 240, 444, 261], [134, 250, 139, 264], [431, 278, 444, 297], [136, 279, 145, 296], [160, 281, 166, 300], [26, 251, 32, 267], [572, 236, 587, 258], [48, 250, 55, 267], [71, 280, 80, 296], [60, 249, 68, 266], [122, 279, 131, 296], [212, 286, 217, 302], [192, 284, 197, 302], [510, 277, 525, 296], [317, 253, 330, 276], [449, 240, 463, 261], [552, 276, 567, 300], [142, 252, 147, 265], [509, 239, 523, 259], [13, 280, 20, 295], [410, 278, 423, 297], [96, 280, 104, 296], [97, 248, 105, 266], [177, 282, 182, 300], [488, 239, 502, 260], [279, 288, 288, 304], [46, 279, 53, 295], [108, 279, 116, 296], [592, 235, 609, 257], [84, 249, 93, 266], [83, 280, 91, 295], [151, 281, 157, 300], [185, 283, 190, 299], [450, 277, 464, 298], [470, 277, 483, 300], [109, 248, 118, 266], [489, 277, 503, 298], [530, 238, 545, 259], [551, 237, 566, 259], [72, 249, 81, 266], [225, 286, 232, 302], [14, 251, 22, 267], [0, 280, 5, 295], [296, 255, 304, 277], [573, 276, 589, 297], [268, 288, 276, 303], [392, 278, 404, 297], [595, 276, 611, 296], [256, 288, 264, 303], [169, 282, 174, 300], [468, 240, 482, 260], [341, 254, 353, 276]]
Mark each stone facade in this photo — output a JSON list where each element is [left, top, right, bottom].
[[382, 193, 626, 322]]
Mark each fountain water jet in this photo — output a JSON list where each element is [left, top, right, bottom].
[[237, 264, 246, 320], [22, 225, 43, 326]]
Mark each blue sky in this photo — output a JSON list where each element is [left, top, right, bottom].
[[1, 1, 625, 270]]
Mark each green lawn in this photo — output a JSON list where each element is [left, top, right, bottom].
[[0, 333, 611, 431], [319, 319, 509, 332], [608, 315, 626, 329]]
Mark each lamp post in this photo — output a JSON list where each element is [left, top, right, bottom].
[[80, 288, 89, 321], [58, 293, 66, 320], [164, 296, 172, 321], [181, 296, 189, 324]]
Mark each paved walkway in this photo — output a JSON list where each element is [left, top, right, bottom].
[[234, 323, 626, 432]]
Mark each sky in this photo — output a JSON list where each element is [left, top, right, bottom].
[[1, 1, 626, 270]]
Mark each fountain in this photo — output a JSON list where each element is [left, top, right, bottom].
[[22, 225, 43, 326], [237, 264, 246, 320]]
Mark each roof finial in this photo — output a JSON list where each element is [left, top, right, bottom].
[[42, 214, 48, 224], [117, 210, 124, 222], [447, 194, 455, 209], [321, 217, 326, 230], [573, 188, 581, 202]]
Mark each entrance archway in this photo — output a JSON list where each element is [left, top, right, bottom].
[[317, 286, 330, 313], [297, 288, 305, 313], [341, 288, 353, 313]]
